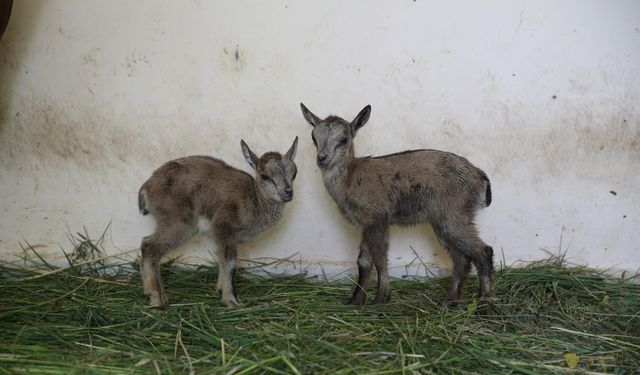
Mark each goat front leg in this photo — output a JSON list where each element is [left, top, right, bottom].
[[369, 224, 391, 304], [216, 242, 242, 307], [346, 241, 373, 305]]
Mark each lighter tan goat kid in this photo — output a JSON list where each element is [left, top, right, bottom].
[[300, 104, 493, 306], [138, 138, 298, 308]]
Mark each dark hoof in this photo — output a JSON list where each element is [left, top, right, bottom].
[[346, 295, 366, 305], [477, 297, 498, 313], [373, 293, 391, 304], [443, 298, 459, 308], [148, 292, 168, 309]]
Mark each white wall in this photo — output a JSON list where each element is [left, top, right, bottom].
[[1, 1, 638, 276]]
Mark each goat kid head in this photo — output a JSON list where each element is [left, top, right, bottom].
[[240, 137, 298, 203], [300, 103, 371, 169]]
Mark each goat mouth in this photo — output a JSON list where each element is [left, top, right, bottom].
[[280, 194, 293, 202]]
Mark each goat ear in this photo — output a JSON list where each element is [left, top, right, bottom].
[[300, 103, 320, 127], [284, 136, 298, 160], [240, 140, 259, 171], [350, 105, 371, 136]]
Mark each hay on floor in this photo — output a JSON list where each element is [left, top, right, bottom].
[[1, 233, 638, 374]]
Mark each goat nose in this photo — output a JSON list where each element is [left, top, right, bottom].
[[317, 154, 328, 165], [282, 187, 293, 201]]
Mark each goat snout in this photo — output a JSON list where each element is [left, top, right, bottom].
[[281, 187, 293, 202], [317, 153, 328, 167]]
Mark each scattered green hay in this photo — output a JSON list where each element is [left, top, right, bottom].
[[0, 235, 639, 374]]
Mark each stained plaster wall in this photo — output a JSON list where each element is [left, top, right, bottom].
[[1, 0, 638, 277]]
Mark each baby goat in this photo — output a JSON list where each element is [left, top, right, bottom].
[[300, 104, 493, 306], [138, 138, 298, 308]]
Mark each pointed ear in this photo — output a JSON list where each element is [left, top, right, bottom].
[[240, 139, 259, 171], [300, 103, 320, 127], [284, 136, 298, 160], [350, 105, 371, 136]]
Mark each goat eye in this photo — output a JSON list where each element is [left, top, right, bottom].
[[260, 174, 271, 181], [335, 138, 348, 149], [292, 171, 297, 181], [312, 134, 317, 147]]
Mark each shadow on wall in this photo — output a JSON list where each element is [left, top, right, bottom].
[[0, 0, 11, 39], [0, 0, 43, 130]]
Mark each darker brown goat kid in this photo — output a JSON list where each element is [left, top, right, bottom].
[[138, 138, 298, 308], [300, 103, 493, 306]]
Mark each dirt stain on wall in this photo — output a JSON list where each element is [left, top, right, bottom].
[[221, 43, 246, 73]]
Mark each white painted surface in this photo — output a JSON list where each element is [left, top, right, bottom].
[[1, 1, 638, 276]]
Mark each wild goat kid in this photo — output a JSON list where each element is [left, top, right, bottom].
[[138, 138, 298, 308], [300, 104, 493, 306]]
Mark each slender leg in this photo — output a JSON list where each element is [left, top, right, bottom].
[[140, 224, 196, 308], [371, 225, 391, 304], [216, 244, 226, 295], [347, 223, 392, 305], [434, 221, 494, 306], [141, 237, 167, 308], [216, 242, 242, 307], [443, 250, 472, 307], [346, 241, 373, 305], [212, 211, 243, 308], [475, 245, 494, 299]]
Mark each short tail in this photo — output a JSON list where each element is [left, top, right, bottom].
[[483, 175, 492, 207], [138, 188, 149, 215]]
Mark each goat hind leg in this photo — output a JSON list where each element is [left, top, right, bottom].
[[140, 224, 196, 308], [444, 250, 471, 307], [435, 222, 493, 304], [474, 245, 494, 299], [141, 237, 169, 308]]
